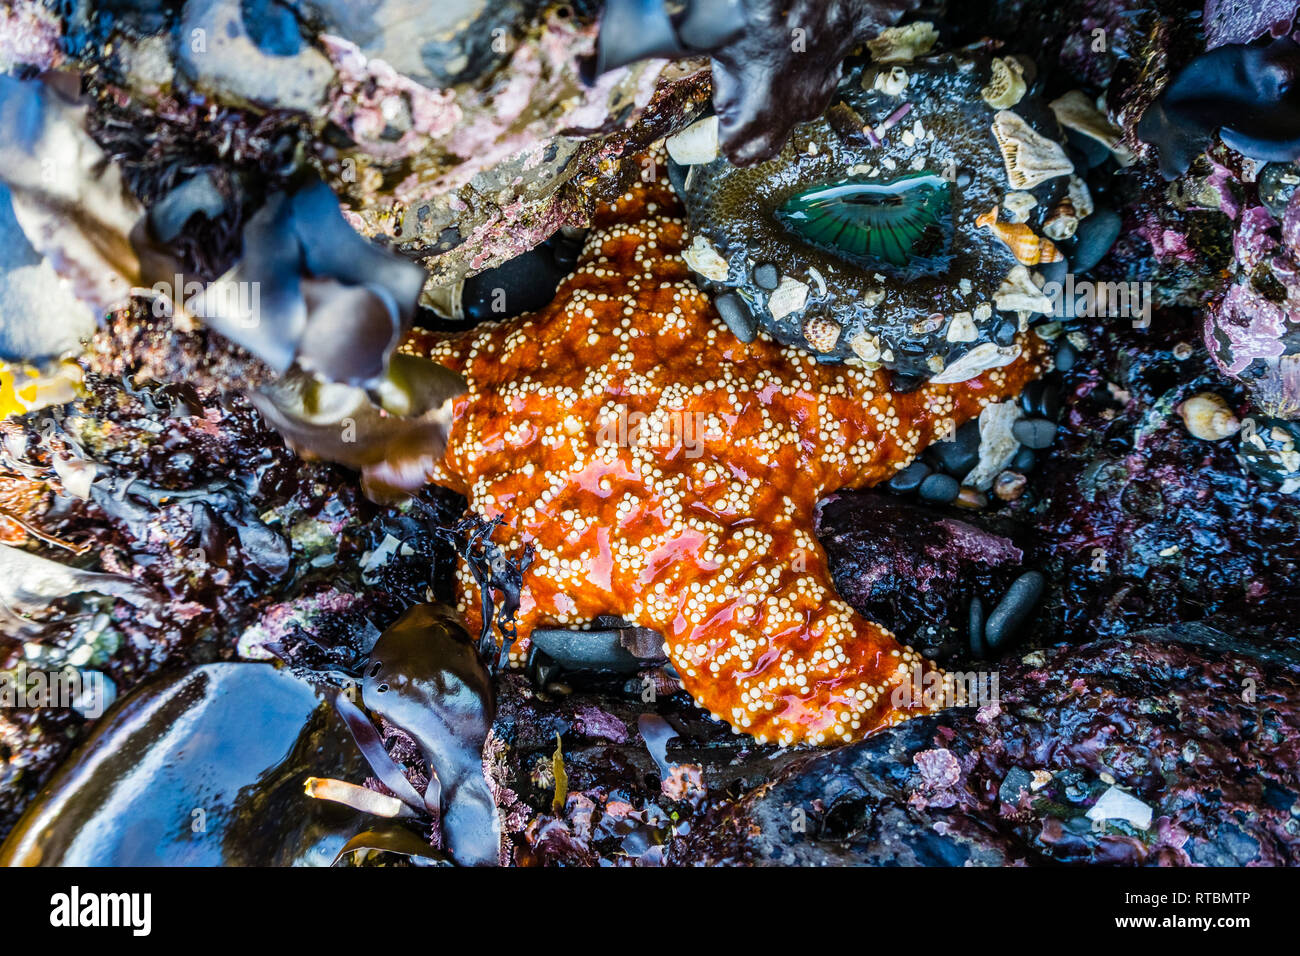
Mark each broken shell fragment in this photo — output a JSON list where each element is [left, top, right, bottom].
[[1049, 90, 1136, 166], [682, 234, 731, 281], [992, 110, 1075, 189], [665, 116, 720, 166], [981, 57, 1027, 110], [929, 342, 1022, 385], [1043, 200, 1080, 241], [994, 265, 1054, 314], [1002, 191, 1038, 224], [866, 22, 939, 63]]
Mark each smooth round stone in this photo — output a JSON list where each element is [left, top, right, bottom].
[[752, 261, 780, 291], [1071, 207, 1122, 274], [1258, 162, 1300, 220], [462, 243, 568, 321], [925, 419, 981, 476], [1013, 417, 1058, 449], [968, 595, 986, 658], [1011, 447, 1037, 471], [984, 570, 1046, 652], [1037, 257, 1069, 287], [918, 472, 960, 504], [714, 291, 757, 343], [954, 487, 988, 509], [1055, 339, 1078, 372], [1019, 379, 1061, 420], [887, 459, 930, 494], [992, 315, 1019, 347]]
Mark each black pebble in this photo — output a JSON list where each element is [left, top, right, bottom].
[[714, 291, 757, 343], [1071, 207, 1122, 274], [969, 595, 986, 658], [1013, 417, 1058, 449], [998, 766, 1035, 804], [1019, 379, 1061, 420], [925, 419, 981, 476], [918, 472, 960, 504], [462, 244, 567, 322], [887, 459, 930, 494], [1011, 447, 1037, 472], [1037, 257, 1069, 287], [752, 262, 780, 290], [1055, 339, 1078, 372], [992, 316, 1019, 347], [984, 570, 1046, 652], [1066, 128, 1112, 169]]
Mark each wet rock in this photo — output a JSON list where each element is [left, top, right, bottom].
[[178, 0, 334, 111], [0, 663, 368, 865], [817, 492, 1025, 653], [676, 631, 1300, 865]]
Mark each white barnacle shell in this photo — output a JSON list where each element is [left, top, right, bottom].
[[873, 65, 910, 96], [849, 330, 883, 363], [928, 342, 1022, 384], [665, 116, 719, 166], [981, 57, 1027, 110], [994, 265, 1054, 314], [682, 234, 731, 281], [991, 110, 1074, 190]]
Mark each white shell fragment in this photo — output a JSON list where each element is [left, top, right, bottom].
[[873, 66, 910, 96], [1049, 90, 1136, 166], [963, 400, 1024, 491], [665, 116, 720, 166], [768, 276, 809, 321], [682, 234, 731, 281], [1086, 786, 1153, 831], [981, 57, 1027, 110], [1179, 392, 1241, 441], [1002, 191, 1038, 223], [947, 312, 978, 342], [992, 110, 1075, 190], [849, 330, 883, 363], [995, 265, 1054, 314], [866, 22, 939, 62], [928, 343, 1022, 384]]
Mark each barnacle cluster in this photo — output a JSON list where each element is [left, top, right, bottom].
[[669, 39, 1096, 383]]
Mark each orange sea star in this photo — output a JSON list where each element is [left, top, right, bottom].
[[403, 157, 1048, 746]]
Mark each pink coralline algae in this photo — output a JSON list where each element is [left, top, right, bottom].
[[1206, 189, 1300, 415]]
